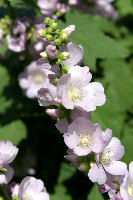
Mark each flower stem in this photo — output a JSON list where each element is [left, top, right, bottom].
[[0, 186, 9, 200], [4, 0, 15, 21]]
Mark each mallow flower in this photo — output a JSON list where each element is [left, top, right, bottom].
[[120, 161, 133, 200], [0, 164, 14, 185], [63, 117, 104, 156], [37, 0, 57, 15], [88, 137, 127, 185], [0, 141, 18, 169], [18, 61, 52, 99], [18, 176, 50, 200], [57, 65, 106, 112]]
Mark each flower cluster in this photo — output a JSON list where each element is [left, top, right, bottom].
[[33, 17, 133, 199]]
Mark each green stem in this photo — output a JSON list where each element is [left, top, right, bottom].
[[0, 186, 9, 200], [4, 0, 15, 21]]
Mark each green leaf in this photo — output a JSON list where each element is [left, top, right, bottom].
[[0, 120, 27, 146], [87, 183, 104, 200], [0, 64, 10, 94], [0, 38, 7, 56], [58, 10, 129, 70], [0, 64, 12, 114], [91, 59, 133, 139], [57, 162, 77, 183], [50, 184, 72, 200], [115, 0, 133, 16]]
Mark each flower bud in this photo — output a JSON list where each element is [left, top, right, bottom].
[[46, 27, 53, 34], [46, 109, 60, 117], [63, 25, 75, 36], [54, 38, 61, 46], [59, 52, 69, 60], [59, 31, 68, 42], [39, 51, 48, 60], [50, 22, 57, 31], [46, 45, 58, 59], [49, 19, 55, 25], [37, 29, 46, 38], [44, 17, 51, 25], [78, 163, 89, 172], [60, 42, 66, 46], [62, 65, 69, 74], [54, 29, 60, 36], [56, 58, 61, 65], [46, 34, 53, 41]]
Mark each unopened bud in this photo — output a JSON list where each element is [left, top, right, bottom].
[[79, 163, 89, 172], [60, 42, 66, 46], [40, 51, 48, 59], [62, 65, 69, 74], [54, 78, 59, 84], [63, 25, 75, 36], [90, 161, 95, 168], [60, 31, 68, 42], [46, 45, 58, 59], [38, 29, 46, 38], [46, 109, 60, 117], [44, 17, 51, 25], [54, 38, 61, 46], [59, 52, 69, 60], [49, 19, 55, 25], [56, 58, 61, 65], [50, 22, 57, 31], [46, 34, 53, 41], [54, 29, 60, 36], [46, 27, 53, 34]]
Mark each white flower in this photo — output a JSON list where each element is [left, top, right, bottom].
[[18, 176, 50, 200]]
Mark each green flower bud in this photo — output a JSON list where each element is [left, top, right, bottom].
[[54, 29, 60, 36], [0, 23, 7, 30], [38, 29, 46, 38], [60, 42, 66, 46], [59, 31, 68, 42], [44, 17, 51, 25], [49, 19, 55, 25], [59, 52, 69, 60], [0, 168, 7, 174], [54, 78, 59, 84], [78, 163, 89, 172], [55, 11, 61, 17], [40, 51, 48, 60], [56, 59, 61, 65], [46, 27, 53, 34], [62, 65, 69, 74], [50, 22, 57, 31], [1, 18, 6, 24], [54, 38, 61, 46], [46, 34, 53, 41], [12, 195, 19, 200]]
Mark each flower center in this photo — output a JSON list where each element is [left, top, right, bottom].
[[128, 184, 133, 197], [78, 133, 92, 147], [68, 86, 82, 102], [23, 193, 33, 200], [99, 151, 112, 166], [34, 74, 44, 83]]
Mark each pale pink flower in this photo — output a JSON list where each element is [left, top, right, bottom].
[[0, 141, 18, 168], [18, 61, 52, 99], [18, 176, 50, 200]]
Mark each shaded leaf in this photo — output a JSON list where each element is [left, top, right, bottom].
[[87, 183, 104, 200], [0, 120, 27, 146], [58, 10, 128, 70]]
